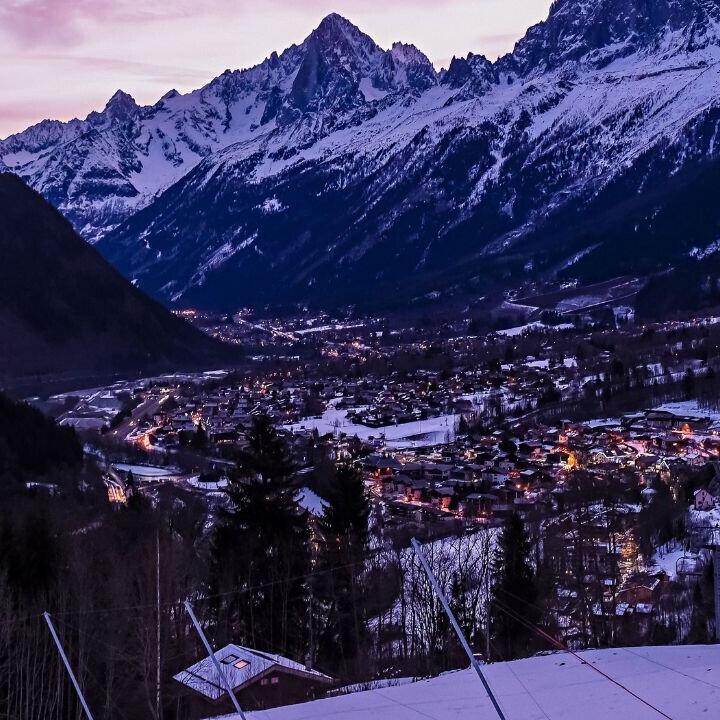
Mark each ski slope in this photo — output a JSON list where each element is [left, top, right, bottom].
[[211, 645, 720, 720]]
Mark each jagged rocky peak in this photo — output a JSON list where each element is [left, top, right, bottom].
[[105, 89, 138, 111], [441, 53, 496, 94], [153, 88, 180, 110], [390, 41, 431, 66], [309, 12, 373, 50], [197, 42, 304, 116], [296, 14, 383, 84], [87, 89, 140, 126], [388, 41, 438, 91], [287, 13, 438, 115], [506, 0, 720, 75], [287, 16, 365, 114], [0, 117, 84, 153]]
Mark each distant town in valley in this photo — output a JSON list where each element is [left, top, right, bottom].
[[43, 301, 720, 655]]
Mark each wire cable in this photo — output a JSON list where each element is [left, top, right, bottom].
[[490, 596, 675, 720]]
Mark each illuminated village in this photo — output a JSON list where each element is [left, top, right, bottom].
[[41, 309, 720, 649]]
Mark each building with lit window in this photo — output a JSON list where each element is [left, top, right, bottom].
[[173, 643, 334, 712]]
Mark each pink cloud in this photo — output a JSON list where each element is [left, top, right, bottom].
[[37, 54, 211, 84], [0, 97, 88, 133], [0, 1, 116, 45], [0, 0, 457, 46]]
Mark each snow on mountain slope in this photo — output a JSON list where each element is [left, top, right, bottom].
[[8, 1, 720, 309], [210, 645, 720, 720], [0, 14, 434, 242], [95, 1, 720, 309], [504, 0, 720, 75]]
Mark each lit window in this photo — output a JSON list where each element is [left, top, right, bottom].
[[271, 677, 279, 685], [234, 659, 249, 670]]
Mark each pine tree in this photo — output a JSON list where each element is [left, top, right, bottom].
[[686, 582, 709, 644], [448, 571, 475, 667], [315, 464, 371, 674], [321, 464, 370, 548], [211, 414, 310, 658], [490, 512, 539, 660], [457, 415, 469, 436]]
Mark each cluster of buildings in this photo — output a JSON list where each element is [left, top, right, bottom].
[[343, 406, 719, 527], [306, 403, 720, 645]]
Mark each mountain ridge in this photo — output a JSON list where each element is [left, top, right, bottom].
[[0, 13, 439, 242], [5, 1, 720, 311]]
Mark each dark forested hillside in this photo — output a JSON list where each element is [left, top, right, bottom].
[[0, 174, 238, 389], [0, 392, 82, 480]]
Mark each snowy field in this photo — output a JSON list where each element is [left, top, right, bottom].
[[284, 402, 459, 449], [298, 487, 327, 517], [495, 322, 574, 337], [214, 645, 720, 720], [294, 323, 365, 335], [649, 542, 695, 579], [653, 400, 720, 422], [112, 463, 181, 479]]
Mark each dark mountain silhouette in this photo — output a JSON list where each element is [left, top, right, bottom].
[[0, 173, 237, 390]]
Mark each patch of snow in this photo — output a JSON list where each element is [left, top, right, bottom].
[[284, 404, 459, 449], [187, 475, 229, 491], [213, 645, 720, 720], [495, 322, 574, 337], [359, 77, 389, 102], [653, 400, 720, 423], [258, 197, 286, 214], [298, 487, 327, 517], [295, 323, 365, 335], [689, 239, 720, 260], [112, 463, 180, 479]]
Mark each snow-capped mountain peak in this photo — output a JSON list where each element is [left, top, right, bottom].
[[0, 13, 442, 242], [103, 89, 138, 115], [5, 1, 720, 311], [86, 89, 139, 128], [285, 14, 436, 119], [311, 12, 370, 47]]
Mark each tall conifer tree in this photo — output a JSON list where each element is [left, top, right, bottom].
[[315, 464, 371, 674], [211, 414, 310, 658], [490, 512, 539, 660]]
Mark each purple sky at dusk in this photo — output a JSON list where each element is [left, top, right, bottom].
[[0, 0, 552, 139]]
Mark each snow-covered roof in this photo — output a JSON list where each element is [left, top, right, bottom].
[[173, 643, 332, 701]]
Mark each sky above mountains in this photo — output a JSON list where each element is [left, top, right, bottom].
[[0, 0, 551, 139]]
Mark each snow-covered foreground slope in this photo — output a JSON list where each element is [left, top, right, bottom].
[[213, 645, 720, 720]]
